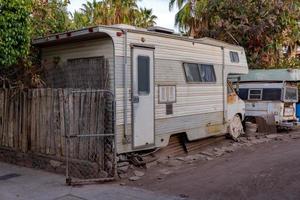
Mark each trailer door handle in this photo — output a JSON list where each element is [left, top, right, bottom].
[[132, 96, 139, 103]]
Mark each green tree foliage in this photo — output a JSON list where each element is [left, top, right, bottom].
[[170, 0, 300, 68], [0, 0, 72, 69], [0, 0, 157, 87], [72, 0, 157, 29], [31, 0, 72, 37], [0, 0, 72, 87], [135, 8, 157, 28], [0, 0, 31, 67]]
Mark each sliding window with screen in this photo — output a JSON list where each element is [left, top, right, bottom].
[[183, 63, 216, 83]]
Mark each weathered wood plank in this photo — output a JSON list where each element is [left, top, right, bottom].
[[0, 88, 112, 168], [82, 92, 93, 160], [52, 89, 59, 156], [30, 90, 36, 152], [36, 89, 41, 153], [45, 89, 50, 154], [88, 91, 97, 161], [68, 89, 75, 159], [18, 92, 21, 151], [96, 92, 105, 168], [77, 91, 84, 160], [0, 90, 4, 146], [58, 89, 65, 156], [3, 89, 8, 147], [21, 91, 27, 152], [26, 90, 32, 152], [40, 89, 46, 154], [45, 88, 52, 154], [57, 89, 62, 156], [72, 91, 80, 159], [64, 89, 71, 160], [8, 90, 14, 148], [17, 92, 21, 150], [15, 91, 20, 150]]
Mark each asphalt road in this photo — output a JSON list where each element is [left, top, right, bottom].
[[0, 162, 179, 200], [134, 136, 300, 200]]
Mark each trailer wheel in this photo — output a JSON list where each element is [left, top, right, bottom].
[[229, 114, 244, 141]]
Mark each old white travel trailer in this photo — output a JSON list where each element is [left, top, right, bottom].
[[33, 25, 249, 154], [236, 69, 300, 128]]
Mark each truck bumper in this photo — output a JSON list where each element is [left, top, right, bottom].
[[280, 121, 300, 128]]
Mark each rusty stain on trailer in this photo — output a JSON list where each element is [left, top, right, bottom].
[[207, 124, 223, 134], [227, 93, 237, 105]]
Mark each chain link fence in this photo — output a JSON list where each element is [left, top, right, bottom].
[[65, 90, 116, 185]]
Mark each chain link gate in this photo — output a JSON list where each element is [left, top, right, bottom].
[[65, 89, 116, 185]]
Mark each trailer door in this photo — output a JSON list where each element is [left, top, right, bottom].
[[132, 47, 155, 149]]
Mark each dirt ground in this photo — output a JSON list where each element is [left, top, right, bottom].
[[123, 131, 300, 200]]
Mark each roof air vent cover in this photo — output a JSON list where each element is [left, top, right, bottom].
[[147, 26, 174, 34]]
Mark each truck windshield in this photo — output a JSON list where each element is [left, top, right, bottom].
[[285, 87, 298, 102]]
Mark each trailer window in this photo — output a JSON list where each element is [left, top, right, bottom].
[[183, 63, 216, 83], [230, 51, 240, 63], [262, 88, 282, 100], [138, 56, 150, 95], [184, 63, 201, 82], [200, 64, 216, 82], [248, 89, 262, 100], [285, 87, 298, 101]]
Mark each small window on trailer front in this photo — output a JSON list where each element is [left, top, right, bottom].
[[248, 89, 263, 100], [230, 51, 240, 63], [183, 63, 216, 83], [285, 87, 298, 102]]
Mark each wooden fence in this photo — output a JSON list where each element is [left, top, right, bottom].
[[0, 88, 112, 161]]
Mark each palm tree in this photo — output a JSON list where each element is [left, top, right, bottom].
[[72, 11, 90, 28], [80, 0, 99, 25], [135, 8, 157, 28], [169, 0, 194, 34], [72, 0, 157, 28], [107, 0, 139, 24], [169, 0, 210, 37]]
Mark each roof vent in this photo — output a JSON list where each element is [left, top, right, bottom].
[[147, 26, 174, 34]]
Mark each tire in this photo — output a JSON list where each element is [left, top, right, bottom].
[[229, 114, 244, 140]]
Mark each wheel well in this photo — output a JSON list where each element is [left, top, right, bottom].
[[164, 132, 188, 146], [244, 116, 256, 123]]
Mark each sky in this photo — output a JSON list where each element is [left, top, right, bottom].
[[67, 0, 178, 30]]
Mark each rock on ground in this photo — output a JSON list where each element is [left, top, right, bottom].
[[134, 170, 145, 177], [129, 176, 141, 181]]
